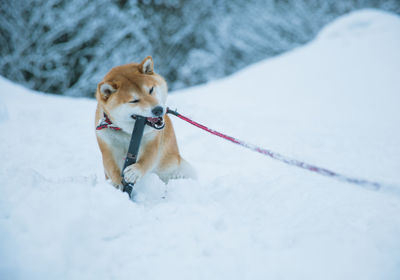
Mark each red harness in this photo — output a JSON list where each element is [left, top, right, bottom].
[[96, 113, 121, 131]]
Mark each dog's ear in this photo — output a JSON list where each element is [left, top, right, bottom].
[[139, 56, 154, 74], [98, 81, 118, 100]]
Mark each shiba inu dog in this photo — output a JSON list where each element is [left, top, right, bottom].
[[95, 56, 195, 190]]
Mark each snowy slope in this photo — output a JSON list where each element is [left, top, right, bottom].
[[1, 9, 400, 280]]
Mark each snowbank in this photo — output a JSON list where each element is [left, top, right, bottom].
[[1, 9, 400, 280]]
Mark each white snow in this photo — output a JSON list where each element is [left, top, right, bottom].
[[1, 9, 400, 280]]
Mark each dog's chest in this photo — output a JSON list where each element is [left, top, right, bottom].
[[98, 129, 131, 170], [97, 128, 157, 171]]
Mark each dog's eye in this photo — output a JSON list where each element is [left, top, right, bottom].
[[129, 99, 139, 103], [149, 87, 154, 95]]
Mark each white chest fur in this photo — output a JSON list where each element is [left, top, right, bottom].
[[97, 127, 158, 172]]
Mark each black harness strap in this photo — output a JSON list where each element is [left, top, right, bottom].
[[121, 116, 146, 199]]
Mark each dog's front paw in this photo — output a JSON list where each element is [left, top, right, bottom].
[[109, 180, 124, 190], [123, 164, 143, 184]]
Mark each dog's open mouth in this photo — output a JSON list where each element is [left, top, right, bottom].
[[146, 116, 165, 130], [131, 115, 165, 130]]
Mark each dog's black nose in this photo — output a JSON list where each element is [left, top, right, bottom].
[[152, 106, 164, 117]]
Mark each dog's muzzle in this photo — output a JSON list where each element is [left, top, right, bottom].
[[131, 115, 165, 130]]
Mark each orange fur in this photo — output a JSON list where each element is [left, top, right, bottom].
[[95, 56, 195, 189]]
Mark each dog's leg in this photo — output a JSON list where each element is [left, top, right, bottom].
[[155, 116, 196, 183], [157, 156, 197, 184], [97, 137, 122, 188], [175, 157, 197, 180], [123, 136, 160, 184]]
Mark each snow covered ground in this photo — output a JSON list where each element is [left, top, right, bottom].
[[1, 9, 400, 280]]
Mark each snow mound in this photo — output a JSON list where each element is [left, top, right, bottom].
[[0, 102, 8, 123], [318, 9, 400, 40], [1, 9, 400, 280]]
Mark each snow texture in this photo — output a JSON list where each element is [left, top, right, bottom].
[[1, 9, 400, 280]]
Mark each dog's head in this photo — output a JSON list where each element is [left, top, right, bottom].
[[96, 56, 168, 131]]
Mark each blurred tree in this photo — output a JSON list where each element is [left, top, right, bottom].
[[0, 0, 399, 97]]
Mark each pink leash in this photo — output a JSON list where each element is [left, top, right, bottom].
[[167, 108, 398, 193]]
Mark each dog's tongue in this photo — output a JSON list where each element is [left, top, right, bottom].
[[147, 117, 160, 124]]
